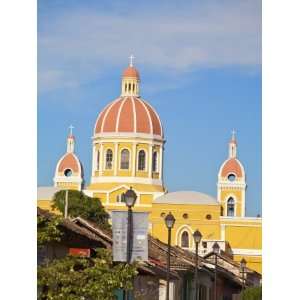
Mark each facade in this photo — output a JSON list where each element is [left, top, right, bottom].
[[37, 61, 262, 274]]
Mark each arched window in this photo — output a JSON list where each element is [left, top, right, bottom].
[[138, 150, 146, 171], [105, 149, 113, 169], [120, 149, 130, 169], [227, 197, 235, 216], [128, 83, 131, 92], [152, 151, 158, 172], [181, 231, 189, 248]]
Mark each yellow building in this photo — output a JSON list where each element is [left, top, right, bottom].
[[37, 60, 262, 274]]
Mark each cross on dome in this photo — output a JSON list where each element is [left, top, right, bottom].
[[129, 54, 135, 67], [69, 125, 74, 136], [231, 129, 236, 140]]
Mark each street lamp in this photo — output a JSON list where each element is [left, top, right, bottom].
[[164, 212, 176, 300], [240, 258, 247, 294], [123, 187, 137, 300], [193, 229, 202, 300], [212, 242, 220, 300]]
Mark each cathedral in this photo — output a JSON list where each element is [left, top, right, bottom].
[[38, 60, 262, 274]]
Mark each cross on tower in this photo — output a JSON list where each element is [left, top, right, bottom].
[[129, 54, 135, 67], [69, 125, 74, 136], [231, 129, 236, 140]]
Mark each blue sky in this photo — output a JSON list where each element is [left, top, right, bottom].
[[38, 0, 261, 216]]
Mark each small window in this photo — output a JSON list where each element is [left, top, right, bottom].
[[227, 197, 235, 216], [181, 231, 189, 248], [202, 241, 207, 249], [64, 169, 72, 177], [206, 214, 212, 220], [116, 194, 125, 203], [105, 149, 113, 169], [227, 173, 236, 182], [138, 150, 146, 171], [182, 213, 188, 219], [152, 151, 158, 172], [120, 149, 130, 169]]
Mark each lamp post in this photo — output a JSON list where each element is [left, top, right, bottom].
[[123, 187, 137, 300], [193, 229, 202, 300], [164, 212, 176, 300], [240, 258, 247, 295], [212, 242, 220, 300]]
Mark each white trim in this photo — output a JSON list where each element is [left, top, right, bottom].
[[113, 143, 118, 176], [175, 224, 194, 247], [90, 175, 163, 186], [99, 97, 121, 133], [231, 248, 262, 256], [220, 224, 226, 240], [119, 147, 131, 171], [220, 216, 262, 222], [159, 148, 163, 180], [99, 144, 103, 174], [130, 96, 137, 133], [139, 98, 153, 134], [115, 96, 128, 132], [93, 136, 164, 145], [53, 175, 83, 183], [142, 98, 164, 137], [93, 100, 113, 135], [137, 148, 147, 172], [132, 142, 137, 176], [148, 145, 153, 177], [104, 148, 114, 170], [225, 195, 236, 217]]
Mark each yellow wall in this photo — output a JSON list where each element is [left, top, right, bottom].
[[150, 203, 221, 245], [234, 254, 262, 274]]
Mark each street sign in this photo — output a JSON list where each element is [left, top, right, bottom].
[[112, 211, 149, 262]]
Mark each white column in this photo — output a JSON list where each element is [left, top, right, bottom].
[[114, 142, 118, 176], [148, 144, 153, 178], [99, 143, 103, 175], [92, 144, 97, 176], [132, 142, 137, 177], [159, 145, 163, 180]]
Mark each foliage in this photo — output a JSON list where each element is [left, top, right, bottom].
[[38, 248, 137, 300], [241, 286, 262, 300], [52, 190, 110, 229], [37, 215, 63, 246]]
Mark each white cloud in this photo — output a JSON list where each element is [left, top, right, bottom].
[[38, 0, 261, 92]]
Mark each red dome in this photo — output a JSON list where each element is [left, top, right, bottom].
[[57, 153, 82, 174], [220, 158, 243, 177], [122, 66, 140, 79], [94, 96, 163, 138]]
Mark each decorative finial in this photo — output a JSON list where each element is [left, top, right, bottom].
[[69, 125, 74, 136], [129, 54, 135, 67], [231, 129, 236, 141]]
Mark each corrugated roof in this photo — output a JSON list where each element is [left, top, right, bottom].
[[154, 191, 218, 205]]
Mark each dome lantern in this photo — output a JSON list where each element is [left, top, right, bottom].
[[121, 55, 140, 97]]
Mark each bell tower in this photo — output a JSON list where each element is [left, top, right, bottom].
[[217, 131, 247, 217]]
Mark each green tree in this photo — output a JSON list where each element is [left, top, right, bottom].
[[241, 286, 262, 300], [38, 248, 137, 300], [52, 190, 110, 229], [37, 214, 63, 247]]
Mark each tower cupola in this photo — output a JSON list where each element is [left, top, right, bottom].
[[121, 55, 140, 97]]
